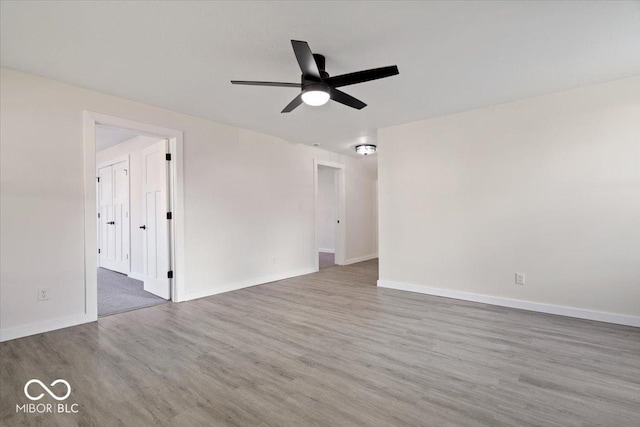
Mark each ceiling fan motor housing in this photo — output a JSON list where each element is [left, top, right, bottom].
[[302, 82, 329, 94], [301, 56, 331, 107]]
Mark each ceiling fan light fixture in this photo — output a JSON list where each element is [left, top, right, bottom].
[[231, 40, 399, 113], [301, 87, 330, 106], [355, 144, 377, 156]]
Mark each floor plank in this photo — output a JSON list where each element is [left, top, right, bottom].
[[1, 259, 639, 426]]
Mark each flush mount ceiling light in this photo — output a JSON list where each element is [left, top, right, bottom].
[[355, 144, 377, 155]]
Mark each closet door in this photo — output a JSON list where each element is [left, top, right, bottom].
[[98, 159, 130, 274]]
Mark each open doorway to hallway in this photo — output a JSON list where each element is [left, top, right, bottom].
[[95, 125, 171, 316], [315, 161, 346, 270], [317, 165, 338, 269]]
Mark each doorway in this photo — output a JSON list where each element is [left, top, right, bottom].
[[83, 113, 184, 322], [314, 160, 346, 270], [95, 127, 174, 316]]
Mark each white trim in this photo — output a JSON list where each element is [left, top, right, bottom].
[[318, 248, 335, 254], [314, 159, 346, 271], [0, 314, 94, 342], [180, 268, 317, 302], [377, 279, 640, 327], [344, 253, 378, 265], [84, 111, 185, 309], [83, 113, 99, 322], [128, 272, 147, 282]]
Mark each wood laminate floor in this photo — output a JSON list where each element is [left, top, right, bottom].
[[1, 259, 639, 426]]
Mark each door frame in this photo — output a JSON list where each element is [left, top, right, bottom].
[[83, 112, 185, 322], [97, 155, 131, 274], [314, 159, 346, 270]]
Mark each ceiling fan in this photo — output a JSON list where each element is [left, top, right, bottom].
[[231, 40, 399, 113]]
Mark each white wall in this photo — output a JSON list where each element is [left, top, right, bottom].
[[96, 135, 162, 277], [378, 76, 640, 325], [317, 166, 337, 252], [0, 68, 378, 340]]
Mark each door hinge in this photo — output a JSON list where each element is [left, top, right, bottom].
[[98, 249, 101, 254], [98, 212, 101, 218], [96, 176, 100, 183], [166, 212, 172, 220], [167, 271, 174, 279], [166, 153, 172, 161]]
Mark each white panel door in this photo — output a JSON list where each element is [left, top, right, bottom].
[[142, 139, 171, 299], [98, 160, 130, 274]]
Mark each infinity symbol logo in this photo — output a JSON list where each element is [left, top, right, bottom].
[[24, 379, 71, 401]]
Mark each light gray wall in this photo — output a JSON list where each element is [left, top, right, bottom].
[[378, 76, 640, 320]]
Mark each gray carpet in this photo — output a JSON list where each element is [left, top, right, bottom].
[[319, 252, 335, 269], [98, 268, 167, 317]]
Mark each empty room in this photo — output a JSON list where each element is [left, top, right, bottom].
[[0, 1, 638, 426]]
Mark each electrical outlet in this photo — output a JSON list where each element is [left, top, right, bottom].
[[515, 273, 525, 285], [38, 288, 50, 301]]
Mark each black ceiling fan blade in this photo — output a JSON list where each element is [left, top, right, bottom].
[[330, 88, 367, 110], [326, 65, 399, 88], [231, 80, 301, 88], [291, 40, 321, 80], [281, 93, 304, 113]]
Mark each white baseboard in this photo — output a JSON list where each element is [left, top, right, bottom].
[[318, 248, 335, 254], [377, 280, 640, 328], [343, 253, 378, 265], [180, 267, 317, 302], [128, 272, 147, 281], [0, 313, 96, 342]]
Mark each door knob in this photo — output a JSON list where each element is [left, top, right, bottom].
[[140, 225, 146, 230], [107, 221, 115, 225]]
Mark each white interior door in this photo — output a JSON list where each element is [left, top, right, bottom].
[[142, 139, 171, 299], [98, 160, 130, 274]]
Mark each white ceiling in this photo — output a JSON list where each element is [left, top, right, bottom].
[[2, 1, 639, 156], [95, 125, 142, 153]]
